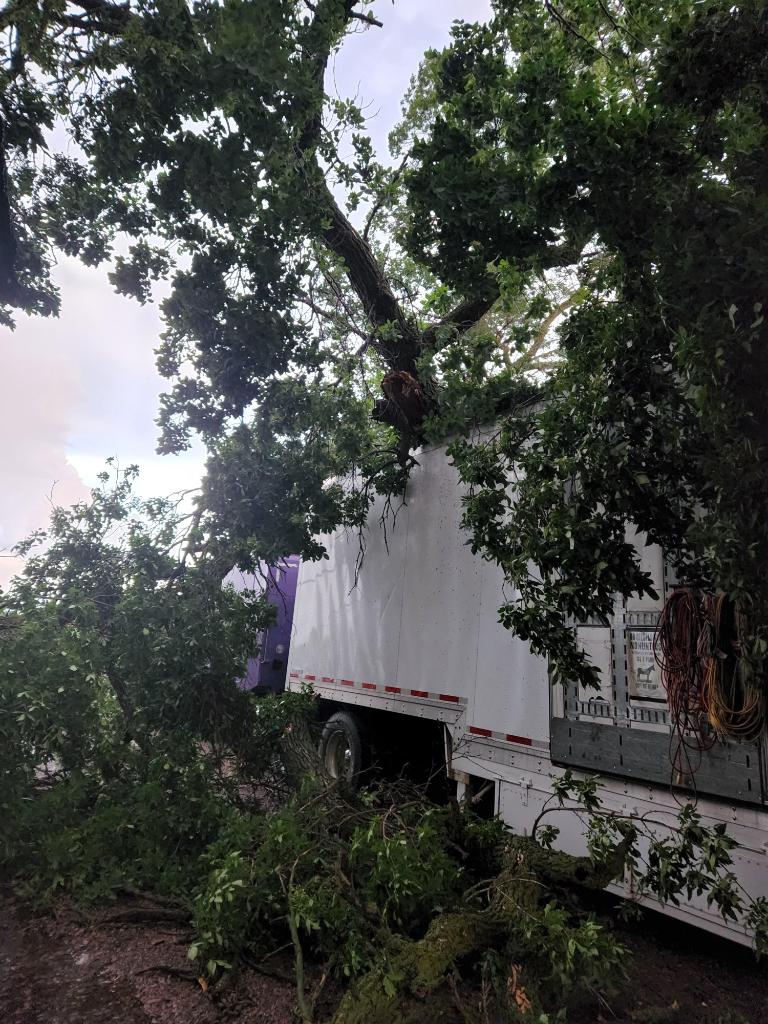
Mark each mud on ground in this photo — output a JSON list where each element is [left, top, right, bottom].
[[1, 885, 766, 1024], [0, 887, 294, 1024]]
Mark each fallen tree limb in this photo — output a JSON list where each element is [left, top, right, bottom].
[[331, 832, 634, 1024]]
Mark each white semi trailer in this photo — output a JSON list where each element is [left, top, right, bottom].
[[285, 437, 768, 943]]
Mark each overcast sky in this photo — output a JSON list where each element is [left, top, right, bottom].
[[0, 1, 491, 586]]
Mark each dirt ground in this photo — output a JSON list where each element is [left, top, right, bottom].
[[574, 908, 768, 1024], [1, 885, 766, 1024], [0, 886, 295, 1024]]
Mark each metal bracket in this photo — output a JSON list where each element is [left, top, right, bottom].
[[519, 777, 532, 806]]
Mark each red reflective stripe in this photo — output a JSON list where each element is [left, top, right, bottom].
[[304, 674, 316, 681], [289, 672, 300, 679], [361, 682, 376, 690], [506, 733, 532, 746], [340, 679, 354, 686], [321, 676, 334, 683], [384, 686, 401, 694], [469, 726, 492, 737], [410, 689, 428, 698], [439, 694, 460, 703]]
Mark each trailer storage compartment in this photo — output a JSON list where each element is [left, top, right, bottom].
[[550, 547, 767, 807]]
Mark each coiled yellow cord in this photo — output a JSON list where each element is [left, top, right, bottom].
[[702, 595, 766, 743]]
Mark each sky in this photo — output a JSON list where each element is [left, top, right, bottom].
[[0, 0, 491, 587]]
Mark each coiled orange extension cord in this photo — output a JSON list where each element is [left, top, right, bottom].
[[654, 588, 766, 779]]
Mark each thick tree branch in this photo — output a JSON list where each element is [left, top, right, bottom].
[[304, 0, 381, 28], [299, 0, 370, 149], [421, 293, 498, 349], [294, 1, 416, 368], [42, 0, 133, 34], [72, 0, 131, 25], [419, 235, 589, 353], [317, 175, 415, 364], [349, 9, 382, 29]]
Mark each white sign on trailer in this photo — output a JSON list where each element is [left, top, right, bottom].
[[627, 629, 665, 701]]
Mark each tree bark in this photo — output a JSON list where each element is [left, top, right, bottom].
[[319, 179, 416, 362], [421, 294, 498, 349]]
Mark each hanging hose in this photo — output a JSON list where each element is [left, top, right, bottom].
[[654, 587, 715, 780], [703, 594, 766, 744], [654, 589, 767, 776]]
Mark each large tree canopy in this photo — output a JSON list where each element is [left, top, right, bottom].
[[3, 0, 768, 694]]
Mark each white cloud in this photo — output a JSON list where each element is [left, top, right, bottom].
[[0, 316, 90, 586], [67, 452, 205, 500]]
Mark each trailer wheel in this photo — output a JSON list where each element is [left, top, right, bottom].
[[320, 711, 369, 782]]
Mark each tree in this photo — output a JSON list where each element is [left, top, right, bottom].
[[0, 463, 268, 769], [2, 0, 768, 703]]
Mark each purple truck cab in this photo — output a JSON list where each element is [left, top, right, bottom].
[[224, 556, 300, 695]]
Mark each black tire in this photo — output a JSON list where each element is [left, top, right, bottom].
[[319, 711, 369, 782]]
